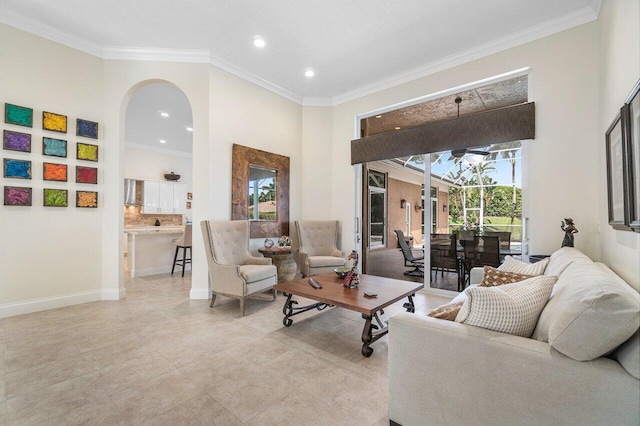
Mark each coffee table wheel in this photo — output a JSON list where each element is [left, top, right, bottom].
[[361, 344, 373, 357], [283, 317, 293, 327]]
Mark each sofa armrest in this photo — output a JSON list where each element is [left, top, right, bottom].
[[388, 312, 639, 426], [469, 266, 484, 284]]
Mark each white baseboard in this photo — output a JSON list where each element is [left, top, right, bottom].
[[134, 265, 191, 277], [101, 287, 126, 300], [0, 290, 102, 319], [190, 287, 210, 299]]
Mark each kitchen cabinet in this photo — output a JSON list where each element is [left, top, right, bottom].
[[142, 180, 187, 214]]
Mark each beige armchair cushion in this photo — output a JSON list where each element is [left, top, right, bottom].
[[296, 220, 342, 256], [239, 264, 276, 282], [205, 220, 252, 266], [308, 256, 346, 268]]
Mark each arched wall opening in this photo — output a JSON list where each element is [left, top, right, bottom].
[[121, 80, 194, 287]]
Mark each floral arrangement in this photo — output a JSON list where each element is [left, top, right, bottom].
[[278, 235, 291, 247]]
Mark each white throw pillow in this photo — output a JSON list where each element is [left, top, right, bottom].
[[499, 256, 548, 276], [455, 275, 557, 337]]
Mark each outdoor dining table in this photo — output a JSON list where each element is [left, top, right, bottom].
[[430, 240, 521, 257], [430, 239, 521, 290]]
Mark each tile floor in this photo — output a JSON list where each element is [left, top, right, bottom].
[[0, 273, 452, 425]]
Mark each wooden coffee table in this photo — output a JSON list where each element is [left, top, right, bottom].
[[274, 273, 423, 357]]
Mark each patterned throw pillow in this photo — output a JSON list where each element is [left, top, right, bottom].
[[455, 275, 558, 337], [427, 301, 464, 321], [499, 256, 549, 276], [480, 266, 534, 287]]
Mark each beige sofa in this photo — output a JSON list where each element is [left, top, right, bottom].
[[389, 247, 640, 426]]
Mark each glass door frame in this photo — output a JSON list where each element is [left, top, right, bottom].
[[369, 186, 387, 249]]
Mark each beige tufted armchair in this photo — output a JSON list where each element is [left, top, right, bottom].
[[201, 220, 277, 316], [295, 220, 346, 277]]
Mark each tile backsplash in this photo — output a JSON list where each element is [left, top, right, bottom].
[[124, 206, 183, 227]]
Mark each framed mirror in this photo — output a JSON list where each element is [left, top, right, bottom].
[[232, 144, 290, 238]]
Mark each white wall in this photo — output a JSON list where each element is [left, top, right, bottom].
[[597, 0, 640, 290], [124, 147, 193, 197], [208, 67, 303, 259], [0, 24, 105, 316]]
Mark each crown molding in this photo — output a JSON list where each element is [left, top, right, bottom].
[[207, 53, 303, 104], [0, 9, 103, 57], [125, 142, 193, 159], [325, 5, 599, 106], [302, 97, 335, 107], [103, 47, 210, 63]]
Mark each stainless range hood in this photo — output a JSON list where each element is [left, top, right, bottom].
[[124, 179, 139, 205]]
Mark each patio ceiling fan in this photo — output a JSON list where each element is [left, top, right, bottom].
[[450, 96, 490, 159]]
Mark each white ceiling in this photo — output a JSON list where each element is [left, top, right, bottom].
[[0, 0, 601, 105], [125, 83, 193, 155]]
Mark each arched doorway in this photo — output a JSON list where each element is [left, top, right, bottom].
[[121, 81, 194, 295]]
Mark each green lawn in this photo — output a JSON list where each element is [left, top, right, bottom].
[[449, 216, 522, 241], [483, 216, 522, 241]]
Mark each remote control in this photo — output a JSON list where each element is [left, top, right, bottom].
[[308, 278, 322, 289]]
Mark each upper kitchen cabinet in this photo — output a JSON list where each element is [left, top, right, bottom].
[[142, 180, 186, 214], [172, 183, 187, 214]]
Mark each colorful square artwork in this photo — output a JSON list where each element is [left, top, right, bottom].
[[42, 111, 67, 133], [43, 162, 68, 181], [3, 158, 31, 179], [76, 191, 98, 208], [43, 137, 67, 157], [76, 166, 98, 184], [5, 103, 33, 127], [4, 186, 32, 206], [76, 119, 98, 139], [3, 130, 31, 152], [43, 188, 68, 207], [77, 142, 98, 162]]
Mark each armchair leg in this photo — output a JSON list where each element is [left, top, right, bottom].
[[273, 288, 277, 300], [209, 292, 217, 308], [239, 297, 246, 317]]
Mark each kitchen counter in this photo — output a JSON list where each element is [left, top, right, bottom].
[[125, 226, 185, 277], [125, 225, 184, 234]]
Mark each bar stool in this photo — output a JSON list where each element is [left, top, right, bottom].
[[171, 224, 192, 277]]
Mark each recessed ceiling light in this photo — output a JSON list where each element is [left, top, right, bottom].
[[305, 69, 315, 78], [186, 126, 193, 132], [253, 35, 266, 48], [375, 115, 382, 119], [160, 112, 169, 117], [159, 139, 166, 144], [395, 127, 401, 130]]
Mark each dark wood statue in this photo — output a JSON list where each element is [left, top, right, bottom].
[[561, 218, 578, 248]]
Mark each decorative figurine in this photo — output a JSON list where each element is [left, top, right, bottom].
[[278, 235, 291, 247], [343, 250, 360, 289], [264, 238, 275, 249], [561, 218, 578, 248]]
